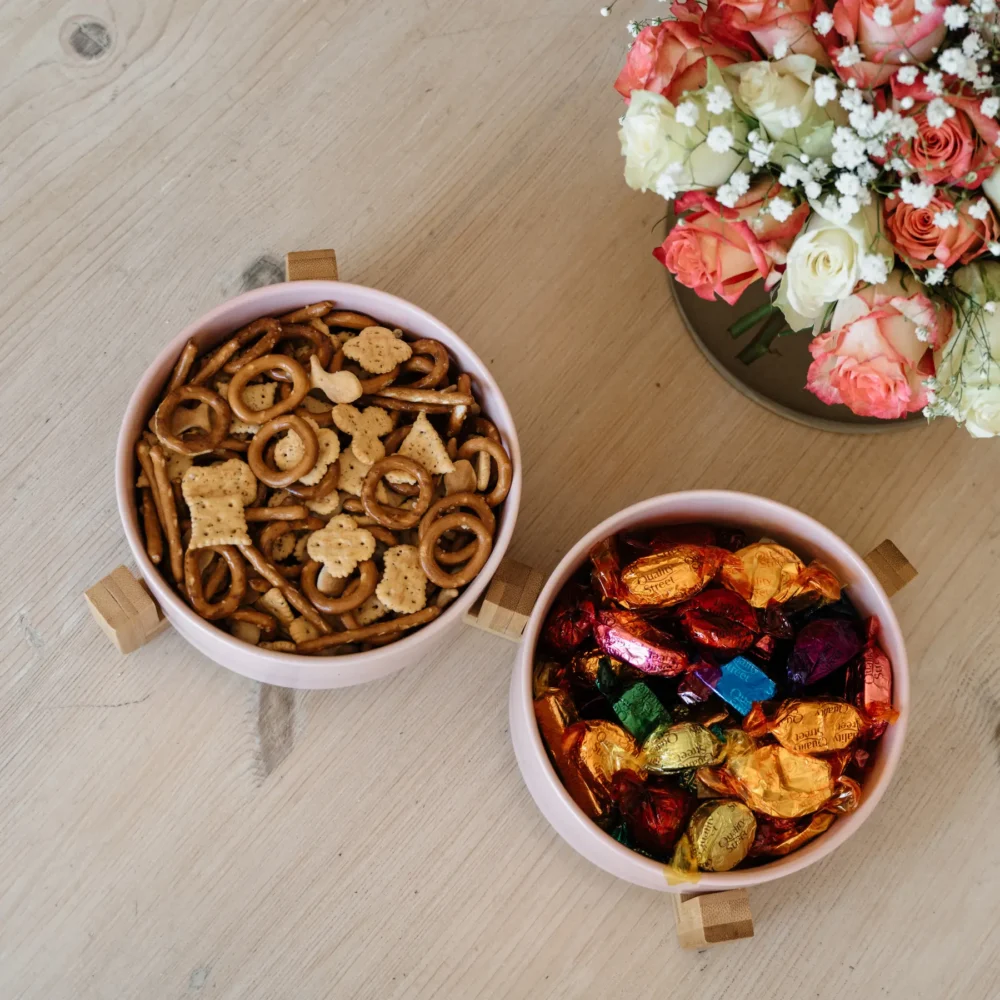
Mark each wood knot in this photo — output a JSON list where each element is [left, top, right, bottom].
[[61, 17, 113, 61]]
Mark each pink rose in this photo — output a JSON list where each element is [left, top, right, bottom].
[[615, 0, 759, 104], [720, 0, 831, 66], [819, 0, 946, 88], [889, 76, 1000, 187], [806, 274, 952, 419], [655, 181, 809, 305]]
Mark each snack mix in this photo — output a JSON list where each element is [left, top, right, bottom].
[[533, 524, 898, 874], [135, 302, 512, 654]]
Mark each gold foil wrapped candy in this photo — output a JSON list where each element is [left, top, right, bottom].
[[671, 800, 757, 873], [745, 699, 864, 754], [641, 721, 726, 773], [569, 650, 642, 688], [558, 720, 643, 823], [727, 744, 835, 818], [721, 543, 842, 609], [618, 545, 730, 609]]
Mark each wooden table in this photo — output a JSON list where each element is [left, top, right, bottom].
[[3, 2, 999, 997]]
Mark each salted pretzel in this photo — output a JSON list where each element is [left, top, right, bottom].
[[137, 301, 513, 654]]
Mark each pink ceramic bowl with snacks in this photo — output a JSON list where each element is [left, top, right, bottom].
[[116, 281, 521, 689], [509, 491, 909, 892]]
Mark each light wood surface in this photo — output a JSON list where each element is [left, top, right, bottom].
[[2, 2, 999, 997]]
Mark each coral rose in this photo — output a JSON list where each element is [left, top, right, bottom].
[[818, 0, 946, 88], [807, 272, 952, 419], [615, 0, 758, 104], [720, 0, 831, 66], [655, 181, 809, 305], [884, 193, 997, 271]]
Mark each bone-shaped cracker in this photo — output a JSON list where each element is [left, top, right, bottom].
[[259, 587, 294, 626], [342, 326, 412, 374], [306, 514, 377, 578], [228, 381, 277, 434], [376, 544, 428, 613], [332, 404, 393, 465], [337, 447, 371, 496], [274, 417, 341, 486], [171, 401, 212, 435], [181, 459, 257, 549], [309, 355, 363, 404], [386, 411, 455, 483]]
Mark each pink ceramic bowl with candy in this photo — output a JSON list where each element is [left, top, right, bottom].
[[508, 491, 909, 892]]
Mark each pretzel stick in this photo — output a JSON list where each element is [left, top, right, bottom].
[[279, 301, 334, 323], [373, 387, 474, 407], [237, 543, 331, 634], [167, 341, 199, 392], [326, 310, 377, 330], [191, 319, 279, 385], [140, 487, 163, 565], [148, 444, 184, 583], [244, 505, 310, 522], [361, 397, 451, 414], [296, 607, 441, 653]]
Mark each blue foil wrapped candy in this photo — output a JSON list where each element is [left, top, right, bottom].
[[694, 655, 776, 716]]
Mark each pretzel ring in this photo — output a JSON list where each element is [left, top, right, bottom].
[[269, 324, 333, 379], [228, 355, 310, 422], [259, 516, 323, 577], [457, 437, 512, 507], [184, 545, 247, 620], [301, 559, 378, 614], [284, 457, 340, 500], [419, 492, 495, 565], [248, 414, 319, 488], [419, 513, 492, 587], [152, 385, 231, 455], [222, 325, 283, 375], [360, 456, 433, 529], [404, 339, 450, 388]]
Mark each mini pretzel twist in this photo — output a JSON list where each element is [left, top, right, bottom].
[[184, 545, 247, 619], [457, 436, 512, 507], [300, 559, 378, 614], [419, 512, 493, 588], [228, 355, 310, 423], [153, 385, 232, 455], [248, 414, 319, 488], [360, 456, 433, 529]]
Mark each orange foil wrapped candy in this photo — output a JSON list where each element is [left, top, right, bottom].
[[677, 588, 758, 652], [824, 775, 862, 815], [594, 610, 689, 676], [748, 812, 835, 858], [720, 543, 805, 607], [534, 689, 578, 756], [533, 659, 571, 699], [846, 617, 899, 738], [671, 800, 757, 873], [589, 537, 623, 603], [744, 699, 864, 754], [641, 721, 726, 773], [558, 720, 643, 823], [618, 545, 732, 609], [727, 744, 835, 818], [787, 560, 841, 606]]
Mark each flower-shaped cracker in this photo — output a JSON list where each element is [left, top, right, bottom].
[[376, 544, 428, 613], [274, 415, 341, 486], [309, 355, 363, 404], [332, 404, 393, 464], [342, 326, 412, 373], [306, 515, 377, 579], [387, 411, 455, 484]]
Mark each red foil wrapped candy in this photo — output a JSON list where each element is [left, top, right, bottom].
[[677, 588, 758, 652], [846, 616, 899, 737], [611, 771, 694, 858], [542, 585, 596, 654], [786, 618, 863, 687], [594, 610, 689, 676]]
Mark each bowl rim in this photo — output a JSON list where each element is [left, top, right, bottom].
[[511, 489, 909, 890], [116, 280, 522, 678]]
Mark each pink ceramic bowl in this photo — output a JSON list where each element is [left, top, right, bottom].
[[509, 491, 908, 891], [117, 281, 521, 689]]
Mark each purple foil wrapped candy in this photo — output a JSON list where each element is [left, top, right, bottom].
[[786, 618, 863, 687]]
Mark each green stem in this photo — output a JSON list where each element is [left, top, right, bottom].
[[737, 313, 792, 364], [728, 301, 779, 339]]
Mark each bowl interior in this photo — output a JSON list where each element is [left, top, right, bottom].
[[117, 281, 522, 689], [513, 491, 908, 890]]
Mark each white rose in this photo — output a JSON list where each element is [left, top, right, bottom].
[[934, 262, 1000, 437], [619, 89, 746, 194], [981, 165, 1000, 214], [776, 200, 889, 330]]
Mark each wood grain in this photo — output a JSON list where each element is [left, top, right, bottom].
[[2, 1, 999, 997]]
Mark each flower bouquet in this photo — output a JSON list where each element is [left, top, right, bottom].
[[612, 0, 1000, 434]]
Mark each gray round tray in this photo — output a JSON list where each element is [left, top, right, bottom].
[[669, 274, 922, 434]]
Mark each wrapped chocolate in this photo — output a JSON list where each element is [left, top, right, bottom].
[[533, 660, 571, 699], [671, 800, 757, 873], [787, 561, 841, 606], [542, 584, 596, 654], [824, 775, 862, 815], [558, 720, 643, 823], [623, 524, 746, 554], [611, 682, 672, 743], [642, 721, 726, 773], [787, 618, 863, 687], [612, 771, 693, 857], [720, 543, 805, 608], [534, 689, 578, 758], [594, 610, 688, 676], [569, 650, 642, 689], [744, 698, 863, 753], [748, 812, 835, 858], [727, 744, 835, 818], [692, 655, 776, 716], [589, 536, 623, 603], [846, 617, 898, 738], [618, 545, 732, 609], [677, 669, 715, 705], [677, 588, 758, 652]]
